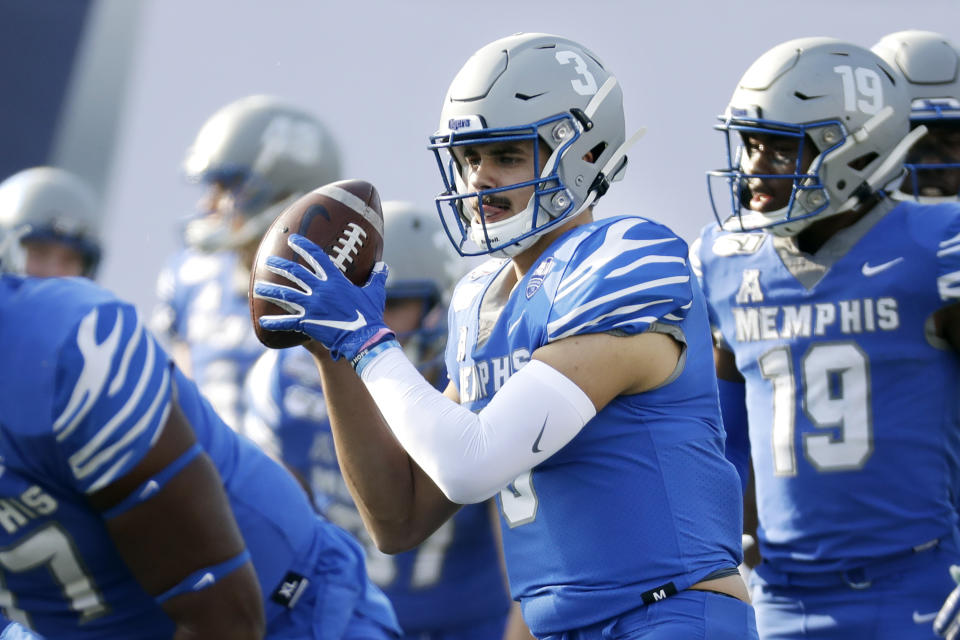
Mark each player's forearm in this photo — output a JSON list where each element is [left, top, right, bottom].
[[312, 347, 455, 552], [360, 349, 594, 504]]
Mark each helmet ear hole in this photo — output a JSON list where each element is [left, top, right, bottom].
[[848, 152, 878, 171], [585, 142, 607, 164]]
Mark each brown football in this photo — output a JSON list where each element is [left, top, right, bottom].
[[249, 178, 384, 349]]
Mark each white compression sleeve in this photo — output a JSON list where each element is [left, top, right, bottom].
[[360, 347, 596, 504]]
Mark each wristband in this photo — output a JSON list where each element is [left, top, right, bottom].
[[350, 337, 400, 374]]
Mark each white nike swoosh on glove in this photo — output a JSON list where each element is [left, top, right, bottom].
[[303, 311, 367, 331]]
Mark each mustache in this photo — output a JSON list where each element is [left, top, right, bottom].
[[479, 194, 512, 209]]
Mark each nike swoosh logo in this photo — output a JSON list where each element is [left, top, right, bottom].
[[303, 311, 366, 331], [532, 417, 548, 453], [193, 572, 216, 590], [138, 480, 160, 500], [913, 611, 938, 624], [862, 257, 904, 277]]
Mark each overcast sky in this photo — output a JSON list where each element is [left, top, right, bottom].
[[96, 0, 960, 314]]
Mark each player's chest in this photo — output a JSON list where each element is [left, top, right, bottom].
[[710, 246, 934, 347]]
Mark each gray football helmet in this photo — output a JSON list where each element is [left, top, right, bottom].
[[382, 200, 472, 376], [708, 37, 922, 236], [873, 30, 960, 202], [182, 95, 343, 251], [429, 33, 637, 257], [0, 166, 102, 277]]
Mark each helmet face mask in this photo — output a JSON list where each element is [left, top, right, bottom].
[[710, 115, 845, 236], [899, 118, 960, 200], [430, 33, 628, 258], [431, 115, 575, 257], [182, 95, 342, 252], [708, 37, 914, 237], [873, 31, 960, 203]]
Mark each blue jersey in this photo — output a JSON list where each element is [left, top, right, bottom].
[[0, 275, 398, 639], [244, 348, 511, 636], [694, 200, 960, 574], [152, 247, 264, 429], [445, 216, 743, 636]]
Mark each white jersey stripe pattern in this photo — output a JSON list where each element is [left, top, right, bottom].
[[53, 308, 123, 440], [546, 217, 694, 343], [49, 303, 173, 492], [108, 311, 143, 397]]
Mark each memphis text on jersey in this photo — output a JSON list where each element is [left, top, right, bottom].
[[0, 487, 57, 535], [731, 269, 899, 343]]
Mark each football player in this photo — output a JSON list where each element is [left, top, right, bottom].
[[873, 30, 960, 203], [693, 37, 960, 639], [0, 203, 399, 637], [253, 33, 757, 638], [243, 201, 521, 639], [151, 95, 342, 429], [0, 167, 102, 279]]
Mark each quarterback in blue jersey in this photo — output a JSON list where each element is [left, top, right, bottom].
[[0, 273, 399, 635], [151, 95, 343, 430], [244, 202, 517, 640], [253, 33, 757, 639], [694, 37, 960, 639]]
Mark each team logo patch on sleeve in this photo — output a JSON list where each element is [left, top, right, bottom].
[[526, 257, 555, 299]]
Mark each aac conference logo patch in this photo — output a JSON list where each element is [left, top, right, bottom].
[[526, 257, 555, 299]]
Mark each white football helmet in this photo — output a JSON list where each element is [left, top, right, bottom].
[[182, 95, 342, 251], [873, 30, 960, 202], [429, 33, 638, 257], [0, 167, 102, 277], [382, 201, 469, 377], [708, 37, 922, 236]]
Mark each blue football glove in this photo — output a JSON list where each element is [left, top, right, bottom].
[[934, 565, 960, 638], [253, 233, 394, 362]]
